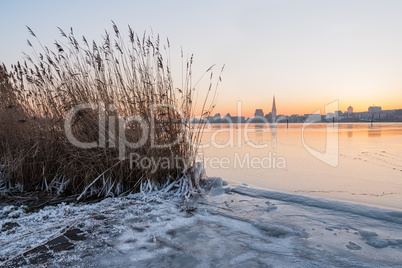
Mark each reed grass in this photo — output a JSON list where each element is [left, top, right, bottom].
[[0, 23, 221, 201]]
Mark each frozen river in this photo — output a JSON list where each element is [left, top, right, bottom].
[[2, 180, 402, 267], [1, 123, 402, 266], [199, 123, 402, 210]]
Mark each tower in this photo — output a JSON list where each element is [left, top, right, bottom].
[[254, 109, 264, 117], [272, 95, 277, 123]]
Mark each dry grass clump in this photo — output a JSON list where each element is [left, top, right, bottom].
[[0, 23, 221, 201]]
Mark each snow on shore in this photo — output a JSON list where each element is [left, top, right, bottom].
[[1, 178, 402, 267]]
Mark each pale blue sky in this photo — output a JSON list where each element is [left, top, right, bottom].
[[1, 0, 402, 115]]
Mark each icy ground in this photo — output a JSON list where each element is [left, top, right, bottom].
[[1, 178, 402, 267]]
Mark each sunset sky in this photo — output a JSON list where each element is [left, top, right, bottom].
[[1, 0, 402, 117]]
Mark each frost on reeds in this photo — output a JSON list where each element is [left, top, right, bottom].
[[0, 23, 221, 201]]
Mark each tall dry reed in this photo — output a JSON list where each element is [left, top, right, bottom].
[[0, 23, 222, 200]]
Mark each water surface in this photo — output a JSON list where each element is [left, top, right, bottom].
[[199, 123, 402, 210]]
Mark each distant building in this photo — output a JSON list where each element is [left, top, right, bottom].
[[254, 109, 264, 117], [213, 113, 221, 120], [353, 112, 369, 120], [190, 117, 200, 123], [395, 109, 402, 121], [290, 114, 303, 123], [306, 114, 322, 122], [265, 112, 272, 122], [222, 113, 232, 122], [231, 116, 245, 123], [368, 106, 381, 114], [326, 113, 335, 120], [347, 106, 353, 114]]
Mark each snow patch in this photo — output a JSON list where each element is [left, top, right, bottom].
[[231, 186, 402, 224]]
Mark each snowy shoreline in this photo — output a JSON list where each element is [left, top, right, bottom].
[[1, 178, 402, 267]]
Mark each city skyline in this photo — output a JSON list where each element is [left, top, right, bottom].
[[203, 98, 402, 123], [209, 99, 401, 118], [207, 94, 402, 117]]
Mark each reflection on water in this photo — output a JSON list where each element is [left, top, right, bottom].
[[347, 124, 353, 138], [254, 124, 265, 129], [271, 125, 277, 148], [200, 123, 402, 210], [368, 127, 381, 137], [254, 124, 264, 134]]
